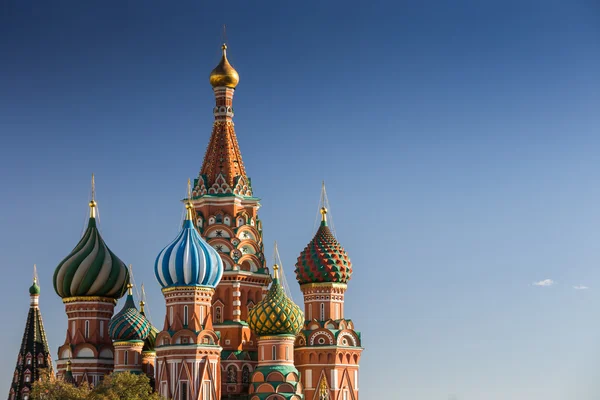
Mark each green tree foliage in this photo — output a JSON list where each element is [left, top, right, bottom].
[[31, 372, 162, 400], [31, 370, 90, 400], [89, 372, 161, 400]]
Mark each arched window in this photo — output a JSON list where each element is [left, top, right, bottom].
[[85, 320, 90, 339], [320, 303, 325, 321], [272, 345, 277, 361], [242, 366, 250, 384], [227, 366, 237, 383], [183, 306, 189, 326]]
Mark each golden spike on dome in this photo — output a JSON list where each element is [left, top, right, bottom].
[[185, 179, 195, 220], [320, 207, 328, 222], [127, 283, 133, 295], [89, 173, 97, 218], [139, 300, 145, 313], [209, 43, 240, 88], [273, 264, 279, 280]]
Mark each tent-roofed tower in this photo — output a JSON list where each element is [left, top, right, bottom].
[[190, 43, 270, 397], [8, 266, 54, 400], [53, 175, 130, 385]]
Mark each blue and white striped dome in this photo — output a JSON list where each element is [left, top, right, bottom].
[[155, 205, 223, 289]]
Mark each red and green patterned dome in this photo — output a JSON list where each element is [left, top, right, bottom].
[[295, 208, 352, 285]]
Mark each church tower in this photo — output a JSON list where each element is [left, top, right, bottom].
[[52, 177, 130, 385], [191, 44, 271, 397], [294, 205, 363, 400], [154, 188, 224, 400], [8, 268, 54, 400], [248, 265, 305, 400]]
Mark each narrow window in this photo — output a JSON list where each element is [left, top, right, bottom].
[[180, 381, 188, 400], [272, 345, 277, 361], [202, 381, 211, 400], [305, 369, 312, 389], [124, 351, 128, 365], [242, 366, 250, 384], [200, 306, 204, 322], [285, 346, 289, 361], [85, 320, 90, 339], [335, 303, 340, 319], [320, 303, 325, 321], [169, 306, 173, 325], [100, 320, 104, 338], [343, 389, 349, 400], [308, 305, 312, 320], [261, 346, 264, 360], [215, 306, 222, 323], [184, 306, 189, 326]]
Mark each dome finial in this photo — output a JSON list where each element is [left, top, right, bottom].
[[89, 173, 97, 218], [320, 207, 328, 224], [273, 264, 279, 281], [185, 179, 194, 221]]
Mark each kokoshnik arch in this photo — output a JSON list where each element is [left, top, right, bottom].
[[7, 43, 364, 400]]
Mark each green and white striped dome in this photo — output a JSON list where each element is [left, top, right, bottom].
[[53, 200, 129, 299]]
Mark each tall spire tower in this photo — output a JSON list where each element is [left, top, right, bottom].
[[293, 186, 363, 399], [8, 266, 54, 400], [53, 175, 130, 385], [191, 43, 270, 398]]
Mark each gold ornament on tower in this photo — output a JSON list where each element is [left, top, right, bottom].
[[209, 44, 240, 88]]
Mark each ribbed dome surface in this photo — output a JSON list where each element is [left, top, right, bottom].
[[155, 211, 223, 289], [295, 215, 352, 285], [248, 268, 303, 336], [108, 292, 151, 342], [53, 217, 129, 299]]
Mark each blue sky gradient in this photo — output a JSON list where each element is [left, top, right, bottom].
[[1, 1, 600, 399]]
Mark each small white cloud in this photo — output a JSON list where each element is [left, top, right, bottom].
[[573, 285, 589, 290], [533, 279, 555, 287]]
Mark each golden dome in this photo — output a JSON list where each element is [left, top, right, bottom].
[[209, 44, 239, 88]]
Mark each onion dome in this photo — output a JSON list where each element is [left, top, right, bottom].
[[209, 44, 240, 88], [53, 187, 129, 299], [248, 265, 304, 336], [29, 277, 40, 296], [155, 196, 223, 289], [108, 284, 151, 342], [140, 301, 159, 352], [295, 207, 352, 285]]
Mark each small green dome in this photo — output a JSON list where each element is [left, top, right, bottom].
[[248, 266, 304, 336], [29, 279, 40, 295], [108, 288, 151, 342]]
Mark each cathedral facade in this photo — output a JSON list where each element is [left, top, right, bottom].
[[8, 44, 363, 400]]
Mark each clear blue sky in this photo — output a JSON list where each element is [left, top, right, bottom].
[[1, 1, 600, 399]]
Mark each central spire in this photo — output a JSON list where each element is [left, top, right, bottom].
[[195, 43, 251, 195]]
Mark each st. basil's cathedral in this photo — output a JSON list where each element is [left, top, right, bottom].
[[7, 44, 363, 400]]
